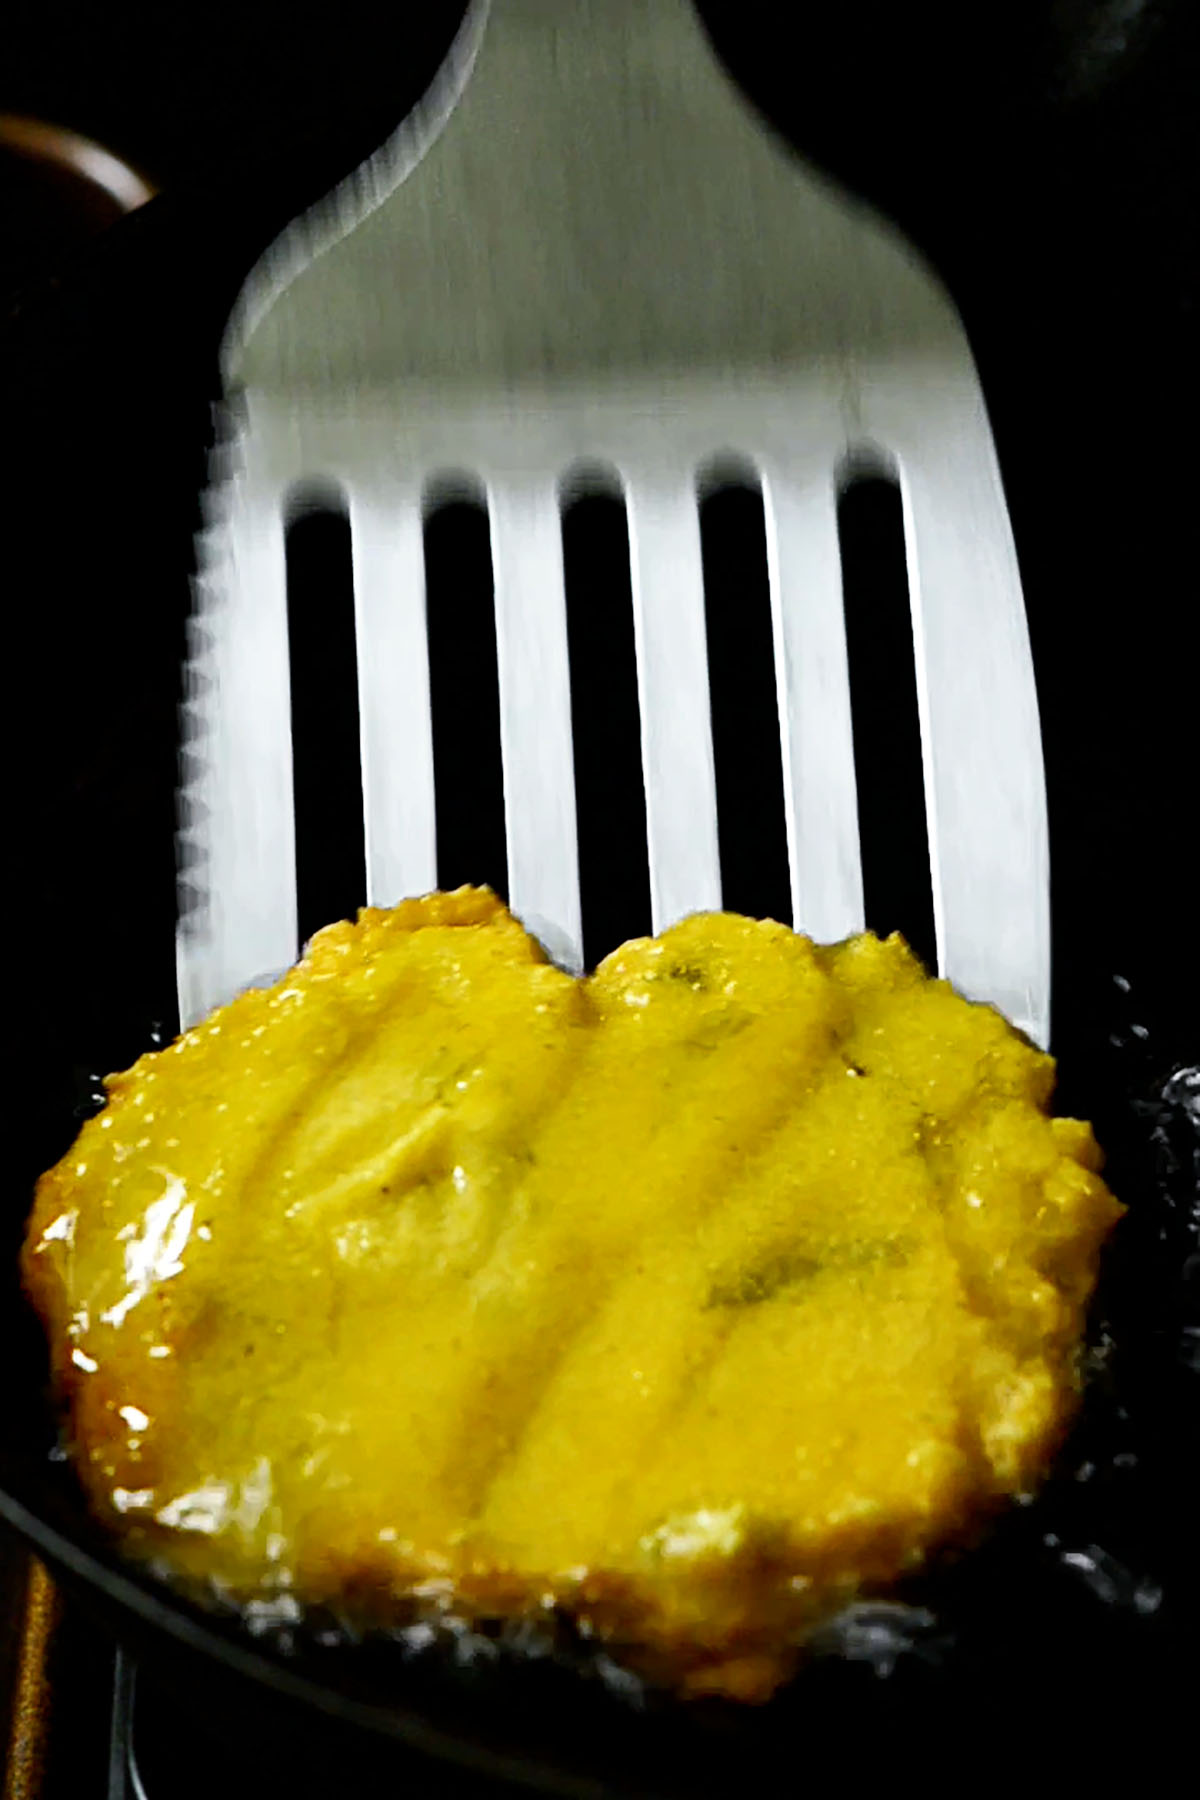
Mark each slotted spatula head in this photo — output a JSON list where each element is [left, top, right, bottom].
[[180, 0, 1048, 1045]]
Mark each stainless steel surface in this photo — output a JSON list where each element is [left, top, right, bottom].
[[179, 0, 1049, 1045]]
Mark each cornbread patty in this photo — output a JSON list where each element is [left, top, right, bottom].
[[23, 889, 1123, 1699]]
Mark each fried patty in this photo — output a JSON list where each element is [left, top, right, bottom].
[[23, 889, 1123, 1698]]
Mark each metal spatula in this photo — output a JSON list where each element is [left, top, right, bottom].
[[178, 0, 1048, 1047]]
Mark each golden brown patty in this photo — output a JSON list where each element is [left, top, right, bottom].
[[23, 890, 1122, 1699]]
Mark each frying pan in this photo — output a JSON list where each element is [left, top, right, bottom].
[[2, 2, 1196, 1787]]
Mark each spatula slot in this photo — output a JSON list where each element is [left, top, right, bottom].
[[836, 465, 936, 971], [561, 485, 651, 967], [699, 466, 791, 929], [283, 489, 366, 948], [422, 487, 508, 902]]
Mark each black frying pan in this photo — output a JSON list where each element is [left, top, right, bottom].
[[2, 3, 1196, 1788]]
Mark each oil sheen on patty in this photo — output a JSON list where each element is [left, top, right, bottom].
[[23, 889, 1123, 1699]]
